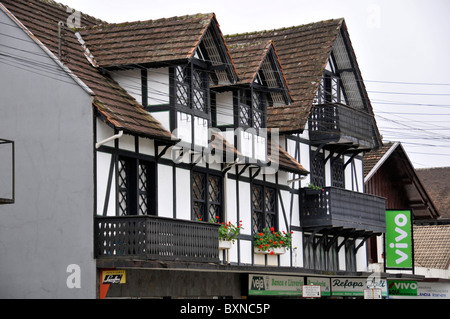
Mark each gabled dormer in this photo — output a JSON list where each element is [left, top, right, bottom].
[[79, 13, 238, 149], [214, 39, 292, 160], [309, 24, 382, 151]]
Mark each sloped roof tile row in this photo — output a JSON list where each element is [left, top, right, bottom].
[[79, 13, 216, 67]]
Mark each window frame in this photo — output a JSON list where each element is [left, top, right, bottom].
[[117, 156, 156, 216], [191, 169, 223, 222], [251, 183, 278, 234]]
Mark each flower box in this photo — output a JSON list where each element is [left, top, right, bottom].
[[255, 247, 287, 255], [219, 240, 233, 250]]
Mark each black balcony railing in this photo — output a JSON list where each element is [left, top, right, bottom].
[[308, 103, 375, 149], [95, 215, 220, 263], [300, 187, 386, 232]]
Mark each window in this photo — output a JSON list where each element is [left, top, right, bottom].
[[310, 151, 325, 187], [192, 171, 222, 222], [117, 156, 155, 216], [314, 56, 347, 105], [174, 65, 209, 113], [251, 184, 277, 233], [175, 65, 190, 107], [174, 64, 210, 147], [0, 138, 14, 205], [238, 89, 267, 130], [331, 157, 345, 188]]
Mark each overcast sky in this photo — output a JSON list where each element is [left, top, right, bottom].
[[58, 0, 450, 168]]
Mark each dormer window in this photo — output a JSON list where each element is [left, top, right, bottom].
[[238, 89, 266, 130], [174, 65, 209, 113], [315, 56, 347, 105]]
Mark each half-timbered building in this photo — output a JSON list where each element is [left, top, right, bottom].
[[1, 0, 392, 299]]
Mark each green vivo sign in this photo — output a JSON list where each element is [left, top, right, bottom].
[[385, 210, 413, 269]]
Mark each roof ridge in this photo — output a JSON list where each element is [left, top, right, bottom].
[[416, 166, 450, 171], [225, 17, 344, 38], [35, 0, 106, 24], [82, 12, 215, 30]]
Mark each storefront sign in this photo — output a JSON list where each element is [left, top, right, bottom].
[[249, 274, 304, 296], [417, 282, 450, 299], [102, 270, 126, 284], [331, 277, 387, 297], [306, 277, 331, 296], [385, 210, 413, 269], [388, 280, 418, 296]]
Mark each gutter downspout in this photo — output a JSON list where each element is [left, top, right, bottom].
[[95, 130, 123, 149]]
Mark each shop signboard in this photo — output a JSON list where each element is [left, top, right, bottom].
[[385, 210, 413, 269], [388, 280, 418, 296], [306, 277, 331, 296], [331, 277, 387, 297], [248, 274, 304, 296]]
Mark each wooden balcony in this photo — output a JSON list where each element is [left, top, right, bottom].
[[308, 103, 376, 150], [95, 215, 220, 263], [299, 187, 386, 233]]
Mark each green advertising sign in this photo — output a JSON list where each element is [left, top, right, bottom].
[[385, 210, 413, 269], [388, 280, 418, 296], [248, 274, 304, 296]]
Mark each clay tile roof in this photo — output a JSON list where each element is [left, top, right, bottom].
[[2, 0, 175, 142], [225, 19, 344, 132], [416, 167, 450, 219], [274, 146, 309, 175], [363, 141, 396, 178], [78, 13, 216, 68], [413, 224, 450, 269]]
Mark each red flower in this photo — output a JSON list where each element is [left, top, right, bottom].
[[259, 245, 263, 249], [273, 241, 277, 245], [280, 241, 283, 245], [259, 232, 263, 237], [270, 251, 274, 255], [265, 244, 269, 247], [270, 227, 274, 232]]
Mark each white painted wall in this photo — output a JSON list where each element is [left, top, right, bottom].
[[216, 91, 233, 126], [110, 69, 141, 103], [96, 151, 116, 216], [148, 67, 170, 105], [176, 167, 191, 220], [158, 164, 173, 218]]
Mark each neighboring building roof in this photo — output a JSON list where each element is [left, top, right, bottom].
[[364, 142, 398, 179], [2, 0, 175, 142], [364, 141, 439, 220], [413, 224, 450, 270], [416, 167, 450, 220]]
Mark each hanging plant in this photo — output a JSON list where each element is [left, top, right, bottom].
[[208, 216, 243, 243], [253, 227, 293, 255]]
